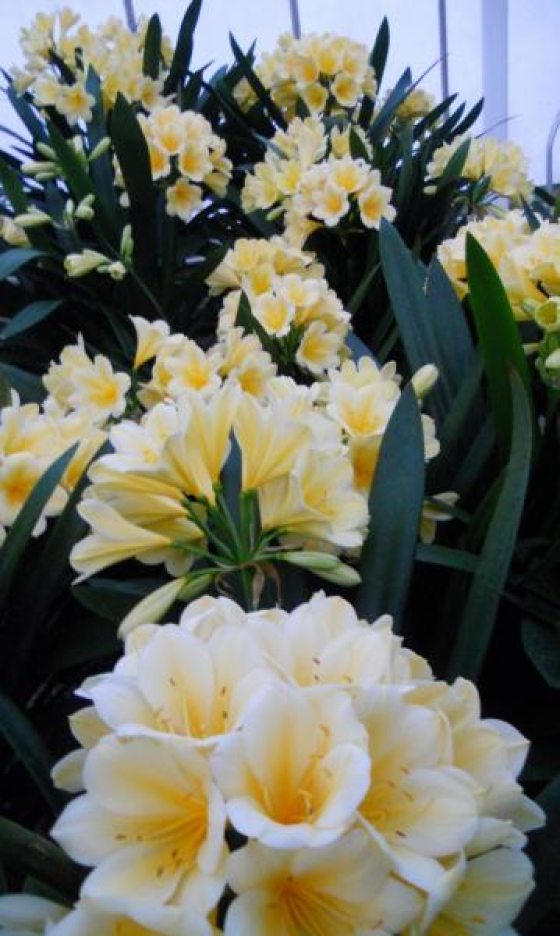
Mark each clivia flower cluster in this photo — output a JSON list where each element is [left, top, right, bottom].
[[427, 134, 533, 204], [438, 210, 560, 386], [207, 235, 351, 375], [11, 8, 172, 123], [4, 592, 536, 935], [242, 116, 396, 247], [118, 105, 232, 221], [234, 32, 377, 119]]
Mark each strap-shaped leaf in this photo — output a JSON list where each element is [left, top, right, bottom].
[[229, 33, 287, 129], [48, 122, 117, 245], [435, 137, 471, 189], [447, 370, 533, 680], [382, 227, 479, 424], [466, 232, 532, 458], [0, 363, 43, 402], [110, 94, 157, 282], [0, 248, 45, 282], [370, 17, 389, 79], [522, 618, 560, 689], [0, 299, 62, 341], [164, 0, 203, 95], [355, 384, 425, 628], [0, 155, 28, 212], [143, 14, 162, 79], [0, 692, 60, 813], [454, 97, 484, 136], [0, 818, 83, 899], [368, 68, 411, 144], [0, 444, 77, 609]]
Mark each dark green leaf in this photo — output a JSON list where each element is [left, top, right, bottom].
[[0, 155, 29, 212], [0, 819, 82, 900], [6, 86, 47, 142], [349, 127, 370, 160], [0, 299, 62, 341], [110, 94, 157, 282], [0, 692, 60, 813], [0, 445, 78, 609], [73, 578, 163, 624], [416, 543, 478, 573], [519, 772, 560, 930], [435, 137, 471, 188], [0, 364, 43, 403], [522, 619, 560, 688], [235, 292, 275, 355], [368, 68, 411, 144], [466, 232, 532, 457], [345, 331, 377, 363], [0, 248, 45, 282], [358, 18, 389, 128], [229, 33, 287, 129], [347, 261, 380, 315], [355, 384, 425, 627], [453, 97, 484, 136], [0, 371, 10, 408], [379, 221, 460, 423], [142, 14, 162, 79], [164, 0, 203, 95], [447, 371, 533, 680], [47, 122, 117, 245]]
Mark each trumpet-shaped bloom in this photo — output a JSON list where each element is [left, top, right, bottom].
[[355, 687, 478, 882], [225, 830, 421, 936], [212, 682, 370, 849], [52, 734, 226, 906], [80, 623, 276, 746], [234, 394, 311, 491], [258, 448, 368, 550], [426, 848, 534, 936]]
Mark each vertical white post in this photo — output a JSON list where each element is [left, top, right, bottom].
[[481, 0, 508, 138]]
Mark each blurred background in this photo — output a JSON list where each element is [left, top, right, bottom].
[[0, 0, 558, 184]]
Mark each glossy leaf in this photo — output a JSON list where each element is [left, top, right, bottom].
[[0, 248, 45, 282], [355, 384, 425, 628], [0, 444, 78, 610], [229, 33, 287, 129], [110, 94, 157, 282], [142, 14, 162, 79], [447, 371, 533, 680], [0, 819, 82, 899], [164, 0, 203, 94], [0, 692, 60, 813], [522, 619, 560, 689], [0, 299, 62, 341], [466, 233, 532, 457]]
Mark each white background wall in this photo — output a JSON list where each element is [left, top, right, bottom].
[[0, 0, 557, 184]]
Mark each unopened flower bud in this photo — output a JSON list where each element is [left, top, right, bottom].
[[545, 347, 560, 370], [88, 136, 111, 161], [533, 297, 560, 334], [118, 578, 185, 638], [120, 224, 134, 263], [14, 209, 52, 228], [412, 364, 439, 399], [313, 561, 362, 587], [178, 571, 216, 602], [106, 260, 127, 281], [36, 142, 57, 160], [280, 550, 341, 573], [75, 194, 95, 221], [21, 159, 56, 176], [64, 249, 108, 277]]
